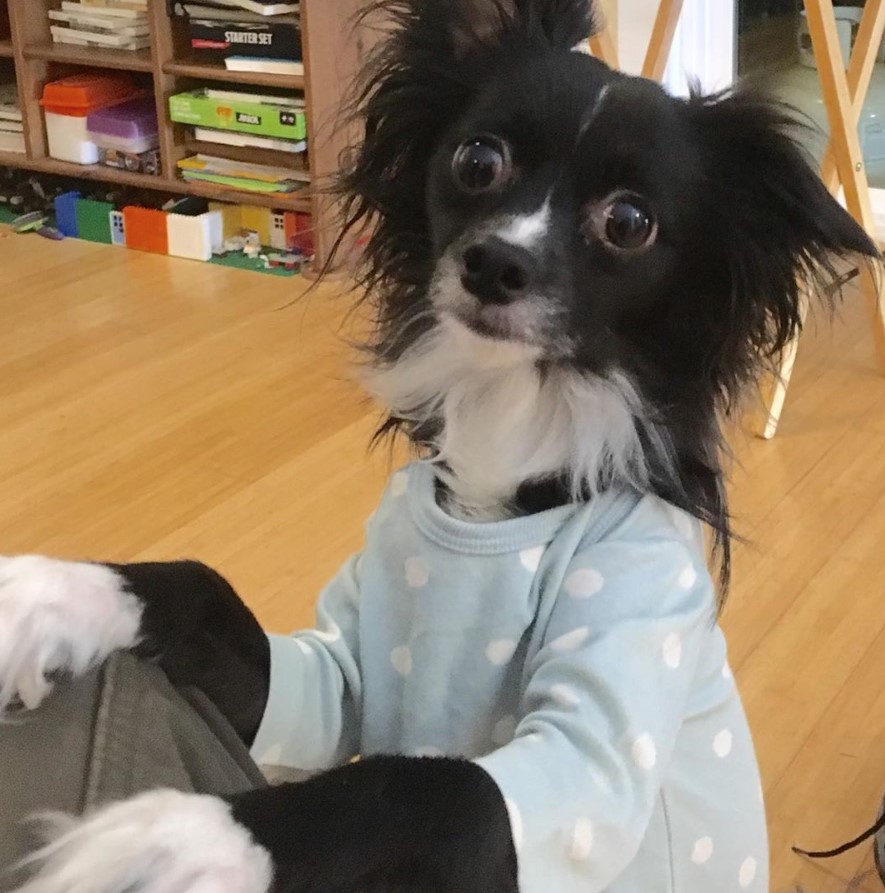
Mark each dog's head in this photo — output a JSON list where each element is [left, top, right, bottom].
[[338, 0, 879, 584]]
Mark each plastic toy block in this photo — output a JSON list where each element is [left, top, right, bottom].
[[54, 191, 81, 238], [76, 199, 115, 244], [167, 210, 224, 262], [122, 206, 168, 254]]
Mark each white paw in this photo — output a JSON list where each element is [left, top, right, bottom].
[[0, 556, 141, 713], [13, 790, 273, 893]]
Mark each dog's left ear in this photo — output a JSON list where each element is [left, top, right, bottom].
[[450, 0, 600, 56], [685, 88, 881, 391]]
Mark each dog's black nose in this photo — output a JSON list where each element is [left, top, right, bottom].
[[460, 239, 537, 305]]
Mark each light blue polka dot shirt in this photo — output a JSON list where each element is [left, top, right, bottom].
[[252, 461, 767, 893]]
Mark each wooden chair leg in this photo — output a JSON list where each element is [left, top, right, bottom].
[[756, 295, 810, 439], [760, 0, 885, 438], [589, 28, 618, 69], [642, 0, 685, 82]]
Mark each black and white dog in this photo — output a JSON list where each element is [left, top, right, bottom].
[[0, 1, 879, 891]]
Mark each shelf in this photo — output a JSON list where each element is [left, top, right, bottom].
[[23, 43, 154, 73], [0, 152, 312, 211], [163, 59, 305, 91], [0, 149, 28, 166], [0, 39, 14, 59], [172, 177, 311, 211]]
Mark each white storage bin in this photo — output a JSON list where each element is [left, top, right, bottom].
[[45, 111, 100, 164]]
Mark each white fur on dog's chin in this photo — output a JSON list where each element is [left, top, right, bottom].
[[365, 315, 654, 520], [14, 790, 273, 893], [0, 556, 141, 713]]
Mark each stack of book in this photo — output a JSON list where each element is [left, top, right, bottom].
[[171, 1, 302, 76], [0, 83, 25, 154], [49, 0, 151, 52], [169, 86, 307, 155], [177, 154, 307, 194]]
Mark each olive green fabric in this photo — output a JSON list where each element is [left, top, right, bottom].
[[0, 652, 265, 890]]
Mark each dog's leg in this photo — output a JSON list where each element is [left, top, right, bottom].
[[11, 756, 518, 893], [0, 557, 269, 743]]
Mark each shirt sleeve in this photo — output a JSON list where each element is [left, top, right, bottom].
[[250, 554, 362, 772], [475, 535, 714, 892]]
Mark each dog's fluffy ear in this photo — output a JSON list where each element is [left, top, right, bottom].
[[450, 0, 599, 55], [685, 87, 880, 398]]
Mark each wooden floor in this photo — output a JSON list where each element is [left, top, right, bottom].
[[2, 231, 885, 893]]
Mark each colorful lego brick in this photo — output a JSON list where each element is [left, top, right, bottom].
[[110, 210, 126, 246], [54, 191, 81, 238], [240, 205, 272, 246], [123, 206, 169, 254], [76, 199, 115, 244], [167, 210, 224, 262]]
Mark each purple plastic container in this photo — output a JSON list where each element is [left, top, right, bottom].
[[86, 97, 159, 155]]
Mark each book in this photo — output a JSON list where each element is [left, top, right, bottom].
[[169, 89, 306, 140], [49, 11, 151, 37], [179, 153, 302, 183], [188, 18, 301, 60], [0, 84, 22, 122], [180, 171, 300, 193], [225, 56, 304, 75], [193, 126, 307, 159], [0, 121, 24, 133], [61, 1, 145, 18], [204, 87, 304, 108], [0, 131, 26, 153], [170, 0, 298, 15], [50, 25, 151, 49], [172, 2, 298, 24], [81, 0, 148, 9]]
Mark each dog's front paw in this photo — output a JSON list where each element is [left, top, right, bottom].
[[0, 556, 141, 713], [13, 790, 273, 893]]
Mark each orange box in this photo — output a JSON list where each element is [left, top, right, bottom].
[[41, 74, 141, 117], [123, 206, 168, 254]]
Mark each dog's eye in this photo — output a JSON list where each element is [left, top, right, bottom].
[[583, 192, 658, 254], [452, 137, 512, 194]]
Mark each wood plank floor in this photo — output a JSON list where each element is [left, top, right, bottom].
[[2, 230, 885, 893]]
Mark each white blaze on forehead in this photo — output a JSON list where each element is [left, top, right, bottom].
[[496, 198, 552, 249], [578, 83, 611, 141]]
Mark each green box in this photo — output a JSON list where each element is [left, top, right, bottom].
[[168, 90, 307, 141], [76, 199, 114, 245]]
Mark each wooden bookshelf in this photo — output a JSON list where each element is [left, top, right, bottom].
[[24, 42, 155, 72], [0, 0, 366, 267], [164, 59, 305, 90]]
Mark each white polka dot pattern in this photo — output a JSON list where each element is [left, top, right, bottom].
[[713, 729, 733, 759], [678, 564, 698, 591], [486, 639, 517, 666], [739, 856, 757, 888], [662, 633, 682, 669], [550, 626, 590, 654], [404, 556, 429, 588], [631, 734, 657, 770], [564, 568, 605, 599], [390, 646, 413, 676], [570, 818, 595, 861], [520, 546, 545, 572], [691, 837, 713, 865]]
